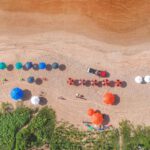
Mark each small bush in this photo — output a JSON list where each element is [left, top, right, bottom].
[[15, 107, 56, 150]]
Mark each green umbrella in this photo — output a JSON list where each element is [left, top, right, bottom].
[[15, 62, 23, 70], [0, 62, 7, 70]]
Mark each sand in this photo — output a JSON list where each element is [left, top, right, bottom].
[[0, 0, 150, 129]]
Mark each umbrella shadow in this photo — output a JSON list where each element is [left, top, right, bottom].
[[102, 114, 110, 125], [35, 78, 43, 85], [39, 97, 48, 105], [85, 80, 91, 87], [46, 64, 52, 71], [7, 64, 14, 71], [106, 72, 110, 77], [109, 81, 115, 87], [23, 65, 29, 71], [22, 89, 32, 101], [74, 80, 81, 86], [95, 110, 101, 114], [121, 81, 127, 88], [33, 64, 39, 71], [59, 64, 66, 71], [97, 81, 102, 87], [114, 94, 120, 105]]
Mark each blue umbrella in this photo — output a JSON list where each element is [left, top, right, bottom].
[[39, 62, 46, 70], [25, 62, 33, 70], [10, 87, 24, 101], [52, 62, 59, 69], [27, 76, 34, 83]]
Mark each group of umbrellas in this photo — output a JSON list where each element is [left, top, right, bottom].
[[0, 62, 60, 70], [87, 92, 115, 126], [135, 75, 150, 84], [67, 78, 123, 87], [10, 87, 40, 105]]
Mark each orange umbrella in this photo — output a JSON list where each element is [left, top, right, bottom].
[[103, 92, 115, 105], [87, 108, 95, 116], [91, 112, 103, 125]]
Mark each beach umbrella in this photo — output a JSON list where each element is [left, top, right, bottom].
[[31, 96, 40, 105], [144, 76, 150, 83], [91, 80, 97, 86], [135, 76, 143, 84], [39, 62, 46, 70], [10, 87, 24, 101], [115, 79, 122, 87], [27, 76, 34, 83], [103, 92, 115, 105], [100, 71, 107, 77], [15, 62, 23, 70], [25, 62, 33, 69], [0, 62, 7, 70], [52, 62, 59, 69], [102, 79, 110, 86], [87, 108, 95, 116], [91, 112, 103, 125], [67, 78, 74, 85]]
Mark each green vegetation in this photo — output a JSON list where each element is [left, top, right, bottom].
[[50, 123, 119, 150], [0, 103, 149, 150], [15, 107, 56, 150], [120, 120, 150, 150], [0, 106, 31, 150]]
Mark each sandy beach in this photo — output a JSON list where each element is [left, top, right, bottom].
[[0, 0, 150, 129]]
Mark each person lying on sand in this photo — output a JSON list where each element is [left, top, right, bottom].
[[75, 93, 86, 100]]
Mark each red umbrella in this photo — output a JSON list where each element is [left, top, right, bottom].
[[100, 71, 107, 77], [102, 79, 110, 86], [67, 78, 74, 85], [115, 79, 122, 87], [87, 108, 95, 116], [91, 112, 103, 125], [91, 80, 97, 86], [103, 92, 115, 105], [82, 79, 86, 85]]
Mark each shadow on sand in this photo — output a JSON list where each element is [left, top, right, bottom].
[[35, 78, 43, 85], [103, 114, 110, 125], [59, 64, 66, 71], [114, 94, 120, 105], [39, 97, 48, 105], [7, 64, 14, 71], [22, 89, 32, 101]]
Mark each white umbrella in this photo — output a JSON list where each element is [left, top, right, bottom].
[[31, 96, 40, 105], [135, 76, 143, 84], [144, 75, 150, 83]]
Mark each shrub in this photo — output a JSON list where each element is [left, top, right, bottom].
[[120, 120, 150, 150], [0, 107, 31, 150], [50, 123, 84, 150], [50, 122, 119, 150], [15, 107, 56, 150]]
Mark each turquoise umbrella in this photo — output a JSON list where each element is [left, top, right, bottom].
[[15, 62, 23, 70], [0, 62, 7, 70]]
